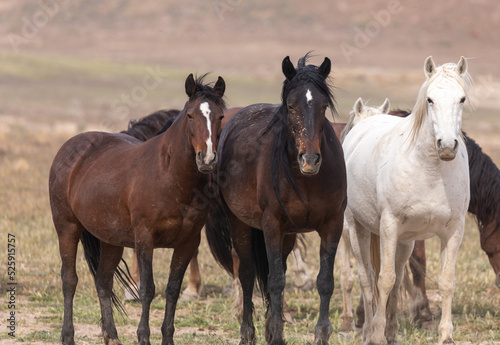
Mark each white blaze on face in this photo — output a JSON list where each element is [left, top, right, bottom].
[[200, 102, 214, 163], [306, 89, 313, 104]]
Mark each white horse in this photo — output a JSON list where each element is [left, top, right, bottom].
[[338, 97, 391, 333], [343, 56, 471, 345]]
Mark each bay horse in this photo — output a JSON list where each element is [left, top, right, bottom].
[[206, 54, 347, 345], [342, 56, 471, 345], [119, 107, 239, 302], [49, 73, 226, 345]]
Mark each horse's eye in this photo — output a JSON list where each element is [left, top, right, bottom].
[[288, 105, 296, 112], [427, 97, 434, 104], [187, 113, 193, 119], [460, 96, 466, 104], [219, 115, 224, 121]]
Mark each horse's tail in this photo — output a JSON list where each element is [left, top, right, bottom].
[[205, 183, 234, 276], [251, 228, 270, 299], [80, 230, 138, 315]]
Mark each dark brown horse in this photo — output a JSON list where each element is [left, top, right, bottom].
[[206, 54, 347, 345], [49, 74, 226, 345]]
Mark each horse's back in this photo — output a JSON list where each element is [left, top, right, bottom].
[[49, 131, 143, 228]]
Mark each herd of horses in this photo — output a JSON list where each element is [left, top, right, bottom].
[[48, 54, 500, 345]]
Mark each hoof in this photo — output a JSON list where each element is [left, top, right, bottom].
[[179, 285, 202, 302], [438, 337, 455, 345], [314, 323, 333, 345], [339, 316, 355, 332], [295, 278, 314, 292]]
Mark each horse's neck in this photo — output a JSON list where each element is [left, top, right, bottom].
[[155, 116, 201, 182]]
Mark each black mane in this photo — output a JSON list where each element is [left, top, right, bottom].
[[121, 109, 180, 141], [262, 54, 336, 220], [189, 74, 227, 111], [465, 133, 500, 232]]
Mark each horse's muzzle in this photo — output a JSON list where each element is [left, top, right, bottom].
[[437, 139, 458, 161], [196, 151, 217, 173], [298, 152, 322, 175]]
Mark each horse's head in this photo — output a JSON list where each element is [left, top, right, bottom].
[[184, 74, 226, 173], [341, 98, 390, 142], [281, 55, 335, 175], [418, 56, 470, 161]]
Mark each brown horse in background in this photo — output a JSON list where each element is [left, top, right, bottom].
[[49, 74, 226, 345], [206, 54, 347, 345]]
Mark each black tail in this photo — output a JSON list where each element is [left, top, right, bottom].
[[80, 230, 139, 315], [205, 182, 234, 276], [251, 227, 269, 299]]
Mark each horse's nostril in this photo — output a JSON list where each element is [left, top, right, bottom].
[[298, 151, 305, 160], [437, 139, 442, 148], [453, 139, 458, 150], [314, 153, 321, 165]]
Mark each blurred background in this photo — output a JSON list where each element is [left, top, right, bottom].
[[0, 0, 498, 137]]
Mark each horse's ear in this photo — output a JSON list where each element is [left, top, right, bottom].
[[282, 56, 296, 80], [318, 57, 331, 79], [379, 98, 390, 114], [456, 56, 468, 77], [214, 76, 225, 98], [354, 97, 364, 117], [185, 73, 196, 98], [424, 56, 436, 79]]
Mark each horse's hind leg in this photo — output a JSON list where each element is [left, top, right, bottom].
[[291, 239, 313, 291], [409, 240, 432, 325], [95, 242, 125, 345], [56, 220, 84, 345], [348, 216, 374, 343], [339, 225, 355, 332], [180, 249, 203, 301]]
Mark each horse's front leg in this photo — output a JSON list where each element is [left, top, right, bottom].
[[314, 217, 344, 345], [437, 226, 464, 345], [161, 234, 201, 345], [262, 216, 286, 345]]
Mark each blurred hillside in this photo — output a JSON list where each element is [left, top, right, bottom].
[[0, 0, 498, 77]]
